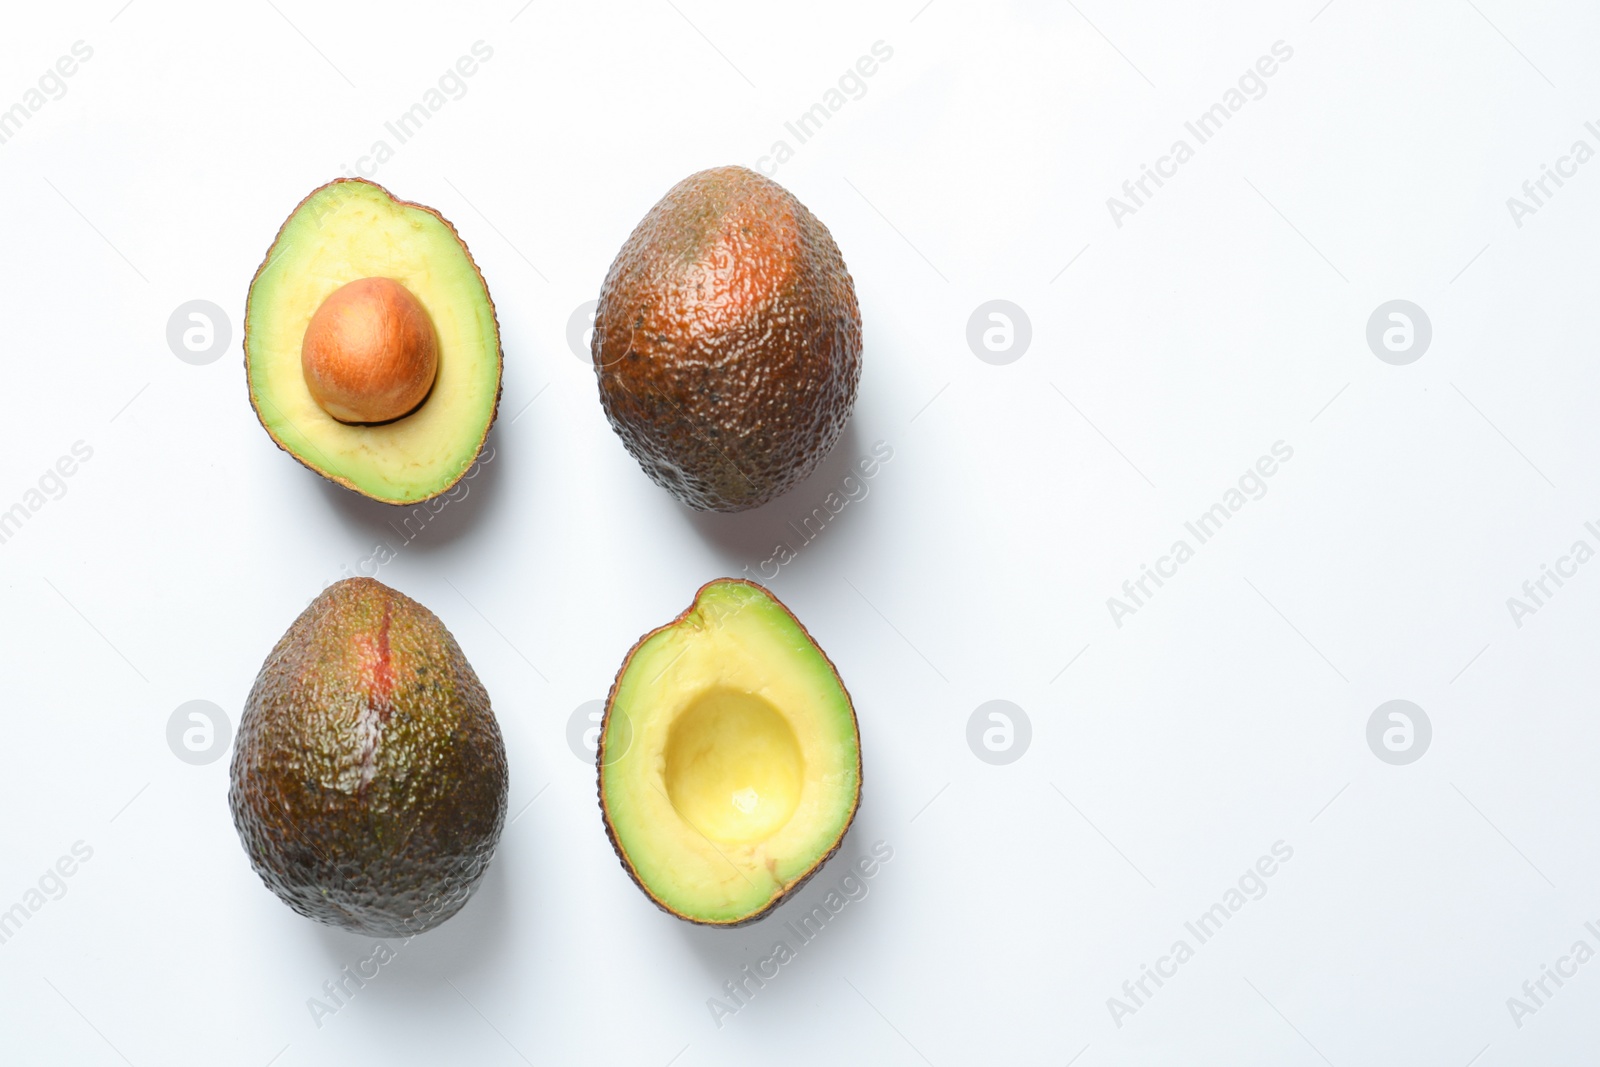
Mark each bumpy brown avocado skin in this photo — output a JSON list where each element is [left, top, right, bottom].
[[592, 166, 862, 512], [228, 578, 507, 936]]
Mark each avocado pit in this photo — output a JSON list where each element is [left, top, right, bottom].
[[301, 276, 438, 425], [663, 687, 804, 845]]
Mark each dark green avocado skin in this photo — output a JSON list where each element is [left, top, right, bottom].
[[593, 165, 862, 512], [228, 577, 507, 936]]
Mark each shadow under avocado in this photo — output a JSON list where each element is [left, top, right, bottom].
[[667, 819, 884, 990], [677, 420, 866, 572], [313, 431, 507, 556], [380, 854, 514, 986], [303, 849, 514, 993]]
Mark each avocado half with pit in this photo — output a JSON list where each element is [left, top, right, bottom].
[[245, 178, 502, 504], [598, 579, 862, 925]]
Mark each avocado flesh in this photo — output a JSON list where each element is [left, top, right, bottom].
[[600, 579, 861, 925], [246, 178, 501, 504], [592, 166, 862, 512], [229, 577, 508, 935]]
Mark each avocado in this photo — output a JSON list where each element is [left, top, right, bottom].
[[598, 579, 861, 925], [229, 577, 508, 935], [245, 178, 502, 505], [592, 166, 862, 512]]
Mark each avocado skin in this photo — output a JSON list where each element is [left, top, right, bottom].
[[593, 166, 862, 512], [229, 578, 507, 935]]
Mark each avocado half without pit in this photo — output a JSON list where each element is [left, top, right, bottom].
[[246, 178, 502, 504], [599, 579, 862, 925]]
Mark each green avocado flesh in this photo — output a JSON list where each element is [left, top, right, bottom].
[[246, 179, 501, 504], [599, 579, 861, 925], [228, 578, 508, 935]]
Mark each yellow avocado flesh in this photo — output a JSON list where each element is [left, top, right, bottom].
[[246, 179, 499, 504], [602, 581, 860, 924]]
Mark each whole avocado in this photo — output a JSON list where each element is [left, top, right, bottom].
[[229, 578, 508, 935], [592, 166, 862, 512]]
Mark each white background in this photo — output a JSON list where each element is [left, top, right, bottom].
[[1, 1, 1598, 1064]]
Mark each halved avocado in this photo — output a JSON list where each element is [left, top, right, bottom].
[[245, 178, 502, 504], [599, 579, 861, 925]]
